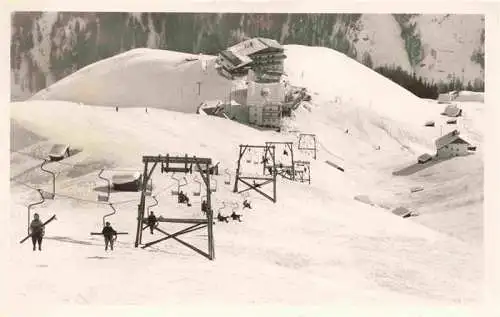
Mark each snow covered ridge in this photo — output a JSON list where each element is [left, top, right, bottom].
[[31, 48, 230, 113]]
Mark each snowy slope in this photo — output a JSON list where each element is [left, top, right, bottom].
[[8, 45, 483, 311], [31, 48, 232, 113]]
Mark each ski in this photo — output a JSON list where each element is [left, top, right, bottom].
[[20, 214, 57, 244]]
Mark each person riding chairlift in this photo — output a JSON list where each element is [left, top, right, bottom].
[[102, 221, 118, 251], [147, 211, 158, 234], [30, 213, 45, 251], [178, 191, 191, 207]]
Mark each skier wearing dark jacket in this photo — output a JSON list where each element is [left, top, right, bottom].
[[147, 212, 158, 234], [102, 221, 117, 251], [30, 213, 45, 251]]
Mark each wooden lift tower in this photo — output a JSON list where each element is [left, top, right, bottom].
[[135, 154, 215, 260], [233, 144, 277, 203]]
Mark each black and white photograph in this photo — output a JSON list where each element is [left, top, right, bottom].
[[7, 4, 492, 316]]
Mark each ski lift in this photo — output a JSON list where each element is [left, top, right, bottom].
[[40, 160, 55, 199], [224, 168, 231, 185], [253, 155, 260, 165], [231, 201, 239, 213], [246, 148, 252, 163], [210, 178, 218, 193], [97, 169, 110, 202], [170, 173, 186, 195], [217, 201, 228, 215], [90, 203, 128, 236], [102, 204, 117, 226], [27, 189, 46, 235], [178, 176, 188, 193], [193, 176, 202, 196], [201, 195, 208, 214], [144, 177, 153, 196], [147, 195, 158, 213]]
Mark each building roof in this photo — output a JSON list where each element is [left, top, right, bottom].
[[435, 130, 471, 150], [442, 104, 462, 117], [228, 38, 283, 57], [112, 172, 141, 184], [48, 144, 69, 158], [219, 50, 252, 69], [255, 37, 284, 51], [222, 38, 285, 70]]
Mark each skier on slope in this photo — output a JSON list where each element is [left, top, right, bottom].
[[30, 213, 45, 251], [102, 221, 118, 251]]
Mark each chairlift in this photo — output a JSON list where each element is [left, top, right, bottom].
[[170, 173, 181, 195], [102, 203, 117, 226], [147, 195, 158, 213], [217, 201, 228, 215], [193, 176, 202, 196], [40, 190, 55, 200], [210, 178, 218, 193], [90, 203, 129, 236], [224, 169, 231, 185], [231, 201, 239, 213], [253, 155, 260, 165], [97, 169, 110, 202], [40, 160, 55, 199], [144, 177, 153, 196], [27, 189, 46, 235]]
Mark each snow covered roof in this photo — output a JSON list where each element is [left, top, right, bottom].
[[442, 104, 462, 117], [219, 50, 252, 69], [435, 130, 470, 150], [222, 38, 284, 70], [112, 172, 141, 184], [228, 38, 283, 57], [49, 144, 69, 157]]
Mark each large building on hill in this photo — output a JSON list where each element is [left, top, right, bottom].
[[216, 38, 286, 82], [246, 77, 285, 129]]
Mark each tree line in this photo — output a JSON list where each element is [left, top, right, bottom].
[[373, 65, 484, 99]]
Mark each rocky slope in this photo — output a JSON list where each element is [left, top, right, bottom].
[[11, 12, 484, 100]]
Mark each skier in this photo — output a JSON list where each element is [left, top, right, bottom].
[[147, 211, 158, 234], [217, 212, 229, 223], [243, 199, 252, 210], [30, 213, 45, 251], [102, 221, 117, 251], [230, 211, 242, 222], [178, 191, 191, 207], [201, 200, 208, 214]]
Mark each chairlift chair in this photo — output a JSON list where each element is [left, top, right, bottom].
[[145, 178, 153, 196], [193, 176, 202, 197], [253, 155, 260, 165], [27, 189, 46, 235], [170, 173, 181, 195], [147, 196, 159, 213], [224, 169, 231, 185], [97, 169, 111, 202], [90, 203, 129, 236], [210, 178, 218, 193], [40, 190, 55, 200]]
